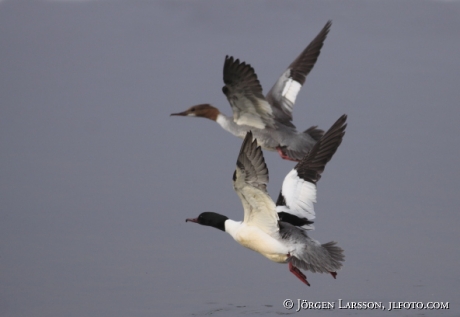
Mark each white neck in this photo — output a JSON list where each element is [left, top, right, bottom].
[[216, 114, 248, 138], [224, 219, 242, 240]]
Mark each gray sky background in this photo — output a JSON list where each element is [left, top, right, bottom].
[[1, 1, 460, 316]]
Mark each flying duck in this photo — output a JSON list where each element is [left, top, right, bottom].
[[172, 21, 332, 162], [186, 114, 347, 286]]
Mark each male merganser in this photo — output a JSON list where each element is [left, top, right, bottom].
[[186, 114, 346, 286], [172, 21, 332, 161]]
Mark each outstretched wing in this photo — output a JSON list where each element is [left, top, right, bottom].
[[266, 21, 332, 127], [233, 132, 278, 235], [276, 114, 347, 230], [223, 56, 276, 130]]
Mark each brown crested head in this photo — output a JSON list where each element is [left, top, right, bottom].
[[170, 104, 220, 121]]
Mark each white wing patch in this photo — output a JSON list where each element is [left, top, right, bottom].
[[281, 169, 316, 220], [281, 79, 302, 105]]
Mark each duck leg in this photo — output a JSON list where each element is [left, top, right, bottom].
[[289, 262, 310, 286], [276, 146, 299, 162], [330, 271, 337, 279]]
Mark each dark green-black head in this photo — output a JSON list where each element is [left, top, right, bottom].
[[186, 212, 229, 232]]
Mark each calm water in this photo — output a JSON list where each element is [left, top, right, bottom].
[[1, 1, 459, 316]]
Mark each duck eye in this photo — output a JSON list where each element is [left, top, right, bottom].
[[191, 108, 195, 112]]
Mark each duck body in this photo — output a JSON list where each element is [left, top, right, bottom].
[[215, 112, 320, 159]]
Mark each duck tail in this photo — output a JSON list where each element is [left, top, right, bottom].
[[321, 241, 345, 269], [303, 126, 324, 142]]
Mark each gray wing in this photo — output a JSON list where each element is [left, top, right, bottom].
[[294, 113, 346, 184], [276, 114, 347, 230], [234, 131, 269, 192], [266, 21, 332, 127], [233, 132, 278, 235], [223, 56, 276, 130]]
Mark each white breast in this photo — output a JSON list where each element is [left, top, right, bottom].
[[225, 220, 290, 263]]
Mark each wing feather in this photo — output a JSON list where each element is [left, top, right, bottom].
[[223, 56, 276, 129], [276, 114, 347, 230], [233, 132, 279, 235], [266, 21, 332, 126]]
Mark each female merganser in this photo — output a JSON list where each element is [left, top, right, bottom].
[[186, 114, 346, 286], [172, 21, 332, 161]]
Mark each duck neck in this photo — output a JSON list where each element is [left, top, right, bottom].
[[224, 219, 243, 240], [216, 114, 246, 138]]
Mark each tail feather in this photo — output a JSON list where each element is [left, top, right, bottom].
[[290, 240, 344, 274], [322, 241, 345, 265], [304, 126, 324, 142]]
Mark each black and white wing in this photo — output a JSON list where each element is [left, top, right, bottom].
[[233, 132, 279, 235], [266, 21, 332, 127], [276, 114, 347, 230], [223, 56, 276, 130]]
